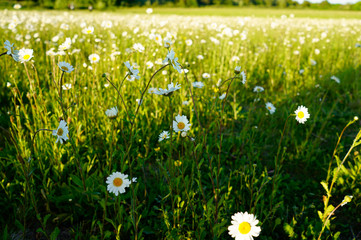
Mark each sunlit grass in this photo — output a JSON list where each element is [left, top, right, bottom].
[[0, 9, 360, 239]]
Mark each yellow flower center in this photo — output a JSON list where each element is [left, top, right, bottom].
[[61, 66, 68, 71], [113, 177, 123, 187], [57, 128, 64, 136], [92, 57, 97, 61], [163, 134, 168, 139], [297, 111, 305, 119], [87, 30, 92, 34], [238, 222, 251, 234], [268, 106, 272, 110], [23, 54, 30, 60], [177, 122, 185, 130]]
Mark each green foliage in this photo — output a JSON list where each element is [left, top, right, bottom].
[[0, 8, 361, 240], [2, 0, 361, 8]]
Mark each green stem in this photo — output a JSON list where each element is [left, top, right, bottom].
[[317, 202, 343, 240], [104, 74, 133, 125]]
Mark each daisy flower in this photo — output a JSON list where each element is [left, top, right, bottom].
[[265, 102, 276, 114], [163, 49, 182, 73], [146, 8, 153, 14], [219, 93, 227, 100], [60, 23, 69, 30], [228, 211, 261, 240], [197, 55, 204, 60], [173, 114, 191, 133], [136, 99, 143, 106], [82, 26, 94, 34], [3, 40, 19, 61], [52, 120, 69, 144], [164, 38, 173, 48], [18, 48, 33, 63], [89, 53, 100, 64], [154, 34, 162, 45], [154, 82, 181, 96], [132, 43, 145, 53], [13, 4, 21, 9], [331, 75, 340, 84], [240, 71, 246, 84], [126, 75, 136, 82], [146, 61, 154, 69], [4, 40, 16, 55], [101, 20, 112, 29], [148, 87, 158, 94], [124, 61, 140, 80], [106, 172, 131, 196], [192, 81, 204, 89], [185, 39, 193, 46], [159, 131, 170, 142], [234, 66, 241, 74], [294, 105, 310, 124], [202, 73, 210, 79], [58, 38, 71, 51], [62, 83, 72, 90], [253, 86, 264, 93], [105, 106, 118, 119], [58, 61, 74, 73]]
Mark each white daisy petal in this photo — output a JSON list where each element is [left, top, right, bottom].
[[228, 211, 261, 240]]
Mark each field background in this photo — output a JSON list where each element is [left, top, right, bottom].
[[0, 6, 361, 240]]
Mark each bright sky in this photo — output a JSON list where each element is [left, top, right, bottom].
[[295, 0, 361, 3]]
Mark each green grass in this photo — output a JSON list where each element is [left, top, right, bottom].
[[3, 6, 361, 19], [0, 9, 361, 240], [110, 7, 361, 19]]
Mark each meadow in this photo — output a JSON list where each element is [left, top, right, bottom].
[[0, 8, 361, 240]]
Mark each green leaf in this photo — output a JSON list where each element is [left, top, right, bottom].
[[50, 227, 60, 240], [70, 174, 83, 187], [318, 210, 323, 220], [333, 231, 341, 239], [320, 181, 330, 196], [284, 223, 295, 238], [325, 204, 335, 216]]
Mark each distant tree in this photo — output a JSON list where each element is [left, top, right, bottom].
[[302, 0, 311, 7], [222, 0, 233, 5], [351, 1, 361, 10], [319, 0, 331, 8], [286, 0, 298, 6], [264, 0, 273, 7], [212, 0, 222, 5], [251, 0, 263, 5], [277, 0, 287, 8], [185, 0, 198, 6], [198, 0, 210, 5]]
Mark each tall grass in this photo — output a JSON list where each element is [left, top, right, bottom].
[[0, 10, 360, 239]]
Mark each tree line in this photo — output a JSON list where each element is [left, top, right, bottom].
[[3, 0, 361, 9]]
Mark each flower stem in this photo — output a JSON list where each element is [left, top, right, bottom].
[[31, 128, 54, 148], [0, 51, 7, 57], [104, 74, 133, 125], [134, 63, 170, 118], [317, 202, 343, 240]]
